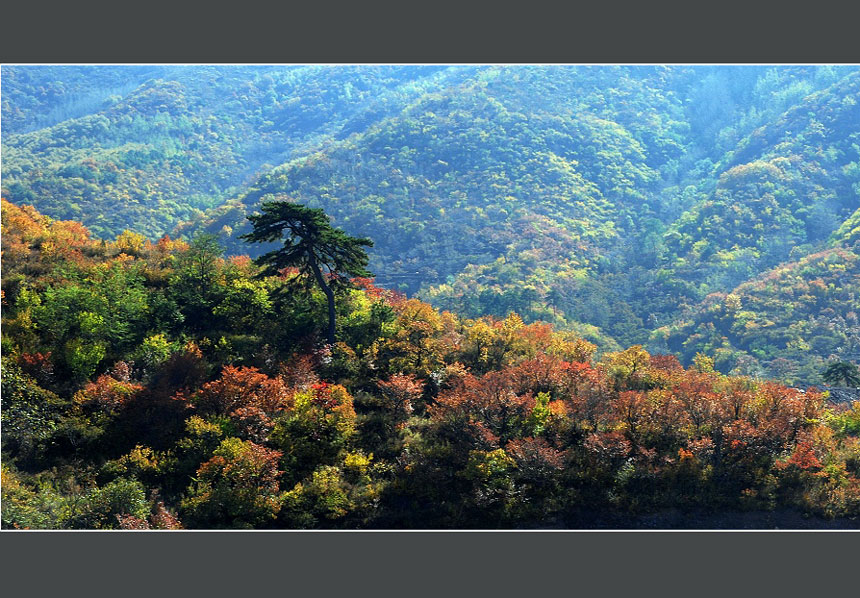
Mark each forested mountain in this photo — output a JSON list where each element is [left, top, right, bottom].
[[2, 65, 859, 385], [653, 244, 860, 385], [3, 62, 860, 528], [2, 65, 467, 238]]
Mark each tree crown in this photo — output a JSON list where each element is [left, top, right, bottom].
[[240, 200, 373, 285]]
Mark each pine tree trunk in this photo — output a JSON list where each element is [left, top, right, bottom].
[[309, 257, 337, 345]]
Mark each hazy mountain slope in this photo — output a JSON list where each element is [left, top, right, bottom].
[[635, 72, 860, 384], [651, 241, 860, 386], [1, 65, 168, 133], [828, 206, 860, 245], [661, 71, 860, 292], [1, 65, 468, 238]]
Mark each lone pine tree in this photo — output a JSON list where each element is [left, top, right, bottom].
[[240, 199, 373, 345], [823, 360, 860, 388]]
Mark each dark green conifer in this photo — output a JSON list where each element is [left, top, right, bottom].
[[241, 200, 373, 345]]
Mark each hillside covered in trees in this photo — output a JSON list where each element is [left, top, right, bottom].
[[2, 65, 464, 238], [2, 200, 859, 529], [3, 65, 859, 386], [2, 65, 860, 528]]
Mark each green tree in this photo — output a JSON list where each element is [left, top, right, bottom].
[[240, 200, 373, 345], [822, 361, 860, 388], [69, 478, 151, 529], [170, 234, 224, 331], [181, 437, 283, 528]]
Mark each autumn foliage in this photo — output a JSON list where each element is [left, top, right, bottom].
[[3, 200, 860, 529]]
